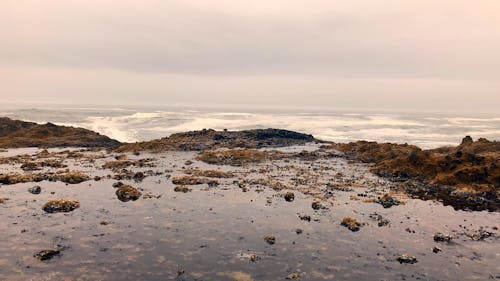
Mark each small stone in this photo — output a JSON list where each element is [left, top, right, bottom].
[[133, 172, 145, 181], [432, 246, 442, 253], [397, 254, 418, 264], [299, 215, 311, 222], [174, 185, 192, 193], [250, 254, 261, 262], [378, 218, 390, 227], [284, 192, 295, 202], [295, 229, 303, 234], [311, 201, 323, 210], [264, 235, 276, 245], [112, 181, 124, 188], [28, 186, 41, 195], [369, 212, 390, 227], [375, 194, 400, 208], [286, 272, 301, 279], [341, 217, 362, 232], [434, 232, 453, 242], [34, 249, 60, 261]]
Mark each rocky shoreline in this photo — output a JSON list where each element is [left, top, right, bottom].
[[0, 117, 121, 148], [330, 137, 499, 211], [0, 117, 497, 212], [0, 117, 499, 280]]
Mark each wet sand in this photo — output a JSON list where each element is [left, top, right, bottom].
[[0, 145, 498, 281]]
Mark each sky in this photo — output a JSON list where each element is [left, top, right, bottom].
[[1, 0, 499, 112]]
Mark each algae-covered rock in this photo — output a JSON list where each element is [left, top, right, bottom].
[[341, 217, 362, 232], [42, 200, 80, 213], [115, 185, 142, 202]]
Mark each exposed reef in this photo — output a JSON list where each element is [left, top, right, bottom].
[[115, 128, 317, 152], [0, 117, 121, 148], [330, 136, 500, 211]]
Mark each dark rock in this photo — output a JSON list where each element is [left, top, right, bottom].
[[34, 249, 60, 261], [284, 192, 295, 202], [432, 246, 442, 253], [264, 235, 276, 245], [299, 214, 311, 222], [461, 136, 473, 146], [28, 186, 41, 195], [133, 172, 145, 181], [311, 201, 324, 210], [112, 181, 124, 188], [397, 254, 418, 264], [341, 217, 362, 232], [433, 232, 453, 243], [375, 194, 400, 208]]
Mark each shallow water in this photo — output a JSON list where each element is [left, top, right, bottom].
[[0, 146, 498, 281]]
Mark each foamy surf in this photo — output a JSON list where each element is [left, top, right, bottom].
[[2, 106, 500, 148]]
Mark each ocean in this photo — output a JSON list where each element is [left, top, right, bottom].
[[1, 104, 500, 149]]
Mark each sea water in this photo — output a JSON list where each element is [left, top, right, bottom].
[[1, 104, 500, 148]]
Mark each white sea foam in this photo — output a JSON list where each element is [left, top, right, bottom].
[[3, 107, 500, 148]]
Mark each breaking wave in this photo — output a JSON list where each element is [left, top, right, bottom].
[[3, 106, 500, 148]]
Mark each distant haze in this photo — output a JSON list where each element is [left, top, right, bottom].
[[1, 0, 499, 112]]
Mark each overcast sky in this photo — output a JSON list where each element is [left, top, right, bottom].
[[1, 0, 499, 112]]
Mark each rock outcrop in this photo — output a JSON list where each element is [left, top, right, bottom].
[[116, 128, 317, 152], [331, 136, 500, 211], [0, 117, 121, 148]]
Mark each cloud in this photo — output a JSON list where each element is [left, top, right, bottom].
[[1, 0, 499, 79], [0, 0, 499, 112]]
